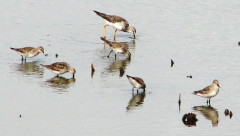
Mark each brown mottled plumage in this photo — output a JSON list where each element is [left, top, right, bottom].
[[126, 75, 146, 91], [10, 46, 44, 61], [40, 62, 76, 78], [193, 80, 220, 104], [94, 10, 136, 39], [101, 37, 131, 59]]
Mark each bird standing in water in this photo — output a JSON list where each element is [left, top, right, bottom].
[[40, 62, 76, 78], [126, 75, 146, 93], [100, 37, 131, 60], [193, 80, 220, 105], [10, 46, 45, 61], [94, 10, 136, 39]]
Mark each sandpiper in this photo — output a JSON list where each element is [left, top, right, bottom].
[[94, 10, 136, 39], [126, 75, 146, 92], [40, 62, 76, 78], [193, 80, 220, 104], [10, 46, 44, 61], [100, 37, 131, 60]]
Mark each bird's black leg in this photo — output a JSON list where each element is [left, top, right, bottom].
[[107, 50, 113, 58], [209, 99, 211, 105], [137, 89, 139, 94], [21, 55, 24, 61], [57, 74, 59, 77], [114, 29, 117, 40], [24, 57, 26, 62], [115, 54, 116, 60]]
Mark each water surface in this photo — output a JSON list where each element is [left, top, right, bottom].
[[1, 0, 240, 135]]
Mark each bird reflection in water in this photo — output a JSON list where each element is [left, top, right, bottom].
[[45, 76, 76, 91], [13, 61, 44, 77], [104, 39, 136, 50], [104, 57, 131, 77], [193, 105, 219, 127], [126, 91, 146, 111], [119, 40, 136, 50]]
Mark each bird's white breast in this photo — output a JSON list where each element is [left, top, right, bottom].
[[105, 20, 125, 30], [52, 70, 67, 75], [129, 78, 142, 88], [113, 48, 123, 53]]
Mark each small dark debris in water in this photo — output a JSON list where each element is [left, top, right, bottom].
[[91, 64, 95, 78], [55, 53, 58, 58], [19, 115, 21, 118], [48, 44, 51, 46], [187, 75, 192, 78], [224, 109, 233, 119], [238, 42, 240, 46], [178, 93, 181, 104], [91, 64, 95, 72], [46, 34, 50, 36], [44, 54, 48, 57], [182, 113, 198, 127], [119, 67, 125, 77], [224, 109, 229, 116], [171, 59, 174, 67], [178, 93, 181, 112], [229, 111, 233, 119]]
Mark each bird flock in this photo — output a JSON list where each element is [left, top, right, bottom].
[[10, 10, 220, 105]]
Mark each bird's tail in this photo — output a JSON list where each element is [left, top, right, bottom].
[[40, 64, 47, 68], [192, 91, 198, 95], [10, 47, 18, 51], [100, 37, 112, 46], [93, 10, 112, 21], [126, 75, 131, 79]]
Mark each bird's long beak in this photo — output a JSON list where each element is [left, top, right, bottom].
[[128, 56, 131, 61], [128, 53, 131, 60]]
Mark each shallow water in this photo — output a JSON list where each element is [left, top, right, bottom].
[[1, 0, 240, 135]]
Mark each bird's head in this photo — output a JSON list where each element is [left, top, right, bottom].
[[128, 26, 136, 39], [37, 46, 44, 54], [213, 80, 220, 88]]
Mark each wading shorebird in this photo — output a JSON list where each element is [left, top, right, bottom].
[[10, 46, 45, 61], [94, 10, 136, 39], [126, 75, 146, 92], [40, 62, 76, 78], [100, 37, 131, 60], [193, 80, 220, 105]]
